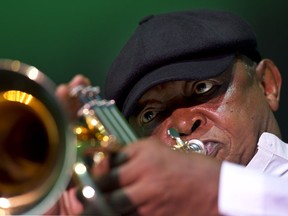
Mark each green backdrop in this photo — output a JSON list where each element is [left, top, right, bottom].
[[1, 1, 287, 140]]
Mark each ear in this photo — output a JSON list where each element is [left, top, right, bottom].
[[255, 59, 282, 111]]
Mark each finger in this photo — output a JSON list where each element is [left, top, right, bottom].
[[109, 151, 129, 168], [116, 143, 151, 187], [68, 74, 91, 89], [55, 84, 73, 112], [75, 186, 117, 216], [90, 152, 128, 192], [55, 84, 69, 103], [124, 209, 140, 216], [55, 84, 79, 121], [94, 168, 120, 193], [55, 75, 90, 99], [88, 151, 128, 176], [105, 189, 137, 215], [55, 74, 91, 121], [55, 75, 90, 103]]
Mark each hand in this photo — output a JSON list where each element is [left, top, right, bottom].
[[102, 137, 221, 216], [44, 75, 90, 215], [55, 74, 91, 122]]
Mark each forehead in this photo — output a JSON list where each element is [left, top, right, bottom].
[[138, 81, 187, 102], [137, 57, 253, 104], [138, 67, 234, 104]]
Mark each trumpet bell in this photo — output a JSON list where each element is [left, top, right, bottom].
[[0, 59, 76, 215]]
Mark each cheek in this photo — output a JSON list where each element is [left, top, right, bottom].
[[215, 92, 251, 135], [216, 77, 255, 123], [214, 94, 262, 163]]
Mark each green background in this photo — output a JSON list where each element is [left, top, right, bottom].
[[1, 1, 287, 140]]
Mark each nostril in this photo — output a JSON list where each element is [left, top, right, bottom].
[[191, 119, 201, 132], [179, 132, 186, 136]]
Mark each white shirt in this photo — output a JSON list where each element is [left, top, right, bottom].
[[219, 132, 288, 216]]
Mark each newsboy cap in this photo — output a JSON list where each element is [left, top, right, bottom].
[[104, 9, 261, 117]]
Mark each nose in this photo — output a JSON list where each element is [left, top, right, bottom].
[[170, 107, 206, 136]]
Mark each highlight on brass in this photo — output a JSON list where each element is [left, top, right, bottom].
[[2, 90, 33, 104], [167, 128, 206, 154], [0, 59, 75, 215]]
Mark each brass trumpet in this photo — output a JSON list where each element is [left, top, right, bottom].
[[0, 59, 137, 215], [0, 59, 206, 215]]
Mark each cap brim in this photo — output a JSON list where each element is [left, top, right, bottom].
[[122, 54, 235, 117]]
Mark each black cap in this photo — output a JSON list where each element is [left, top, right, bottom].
[[104, 9, 261, 117]]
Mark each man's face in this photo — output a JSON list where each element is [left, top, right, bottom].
[[129, 58, 279, 165]]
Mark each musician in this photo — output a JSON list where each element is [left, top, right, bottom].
[[53, 10, 288, 215]]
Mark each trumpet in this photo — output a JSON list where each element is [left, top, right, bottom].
[[0, 59, 132, 215], [0, 59, 206, 215]]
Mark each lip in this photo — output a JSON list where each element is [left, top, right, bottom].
[[202, 141, 222, 157]]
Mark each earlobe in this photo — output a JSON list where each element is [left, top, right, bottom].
[[256, 59, 282, 111]]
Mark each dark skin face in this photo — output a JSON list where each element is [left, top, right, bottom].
[[129, 57, 282, 165]]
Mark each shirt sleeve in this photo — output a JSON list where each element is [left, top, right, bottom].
[[247, 132, 288, 177], [219, 161, 288, 216]]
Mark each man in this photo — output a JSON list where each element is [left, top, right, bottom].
[[54, 9, 288, 215]]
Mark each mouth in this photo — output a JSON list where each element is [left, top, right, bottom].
[[202, 141, 221, 157], [167, 127, 223, 156], [182, 138, 222, 156]]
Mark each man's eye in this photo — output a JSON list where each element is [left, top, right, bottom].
[[194, 81, 214, 94], [141, 110, 157, 124]]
